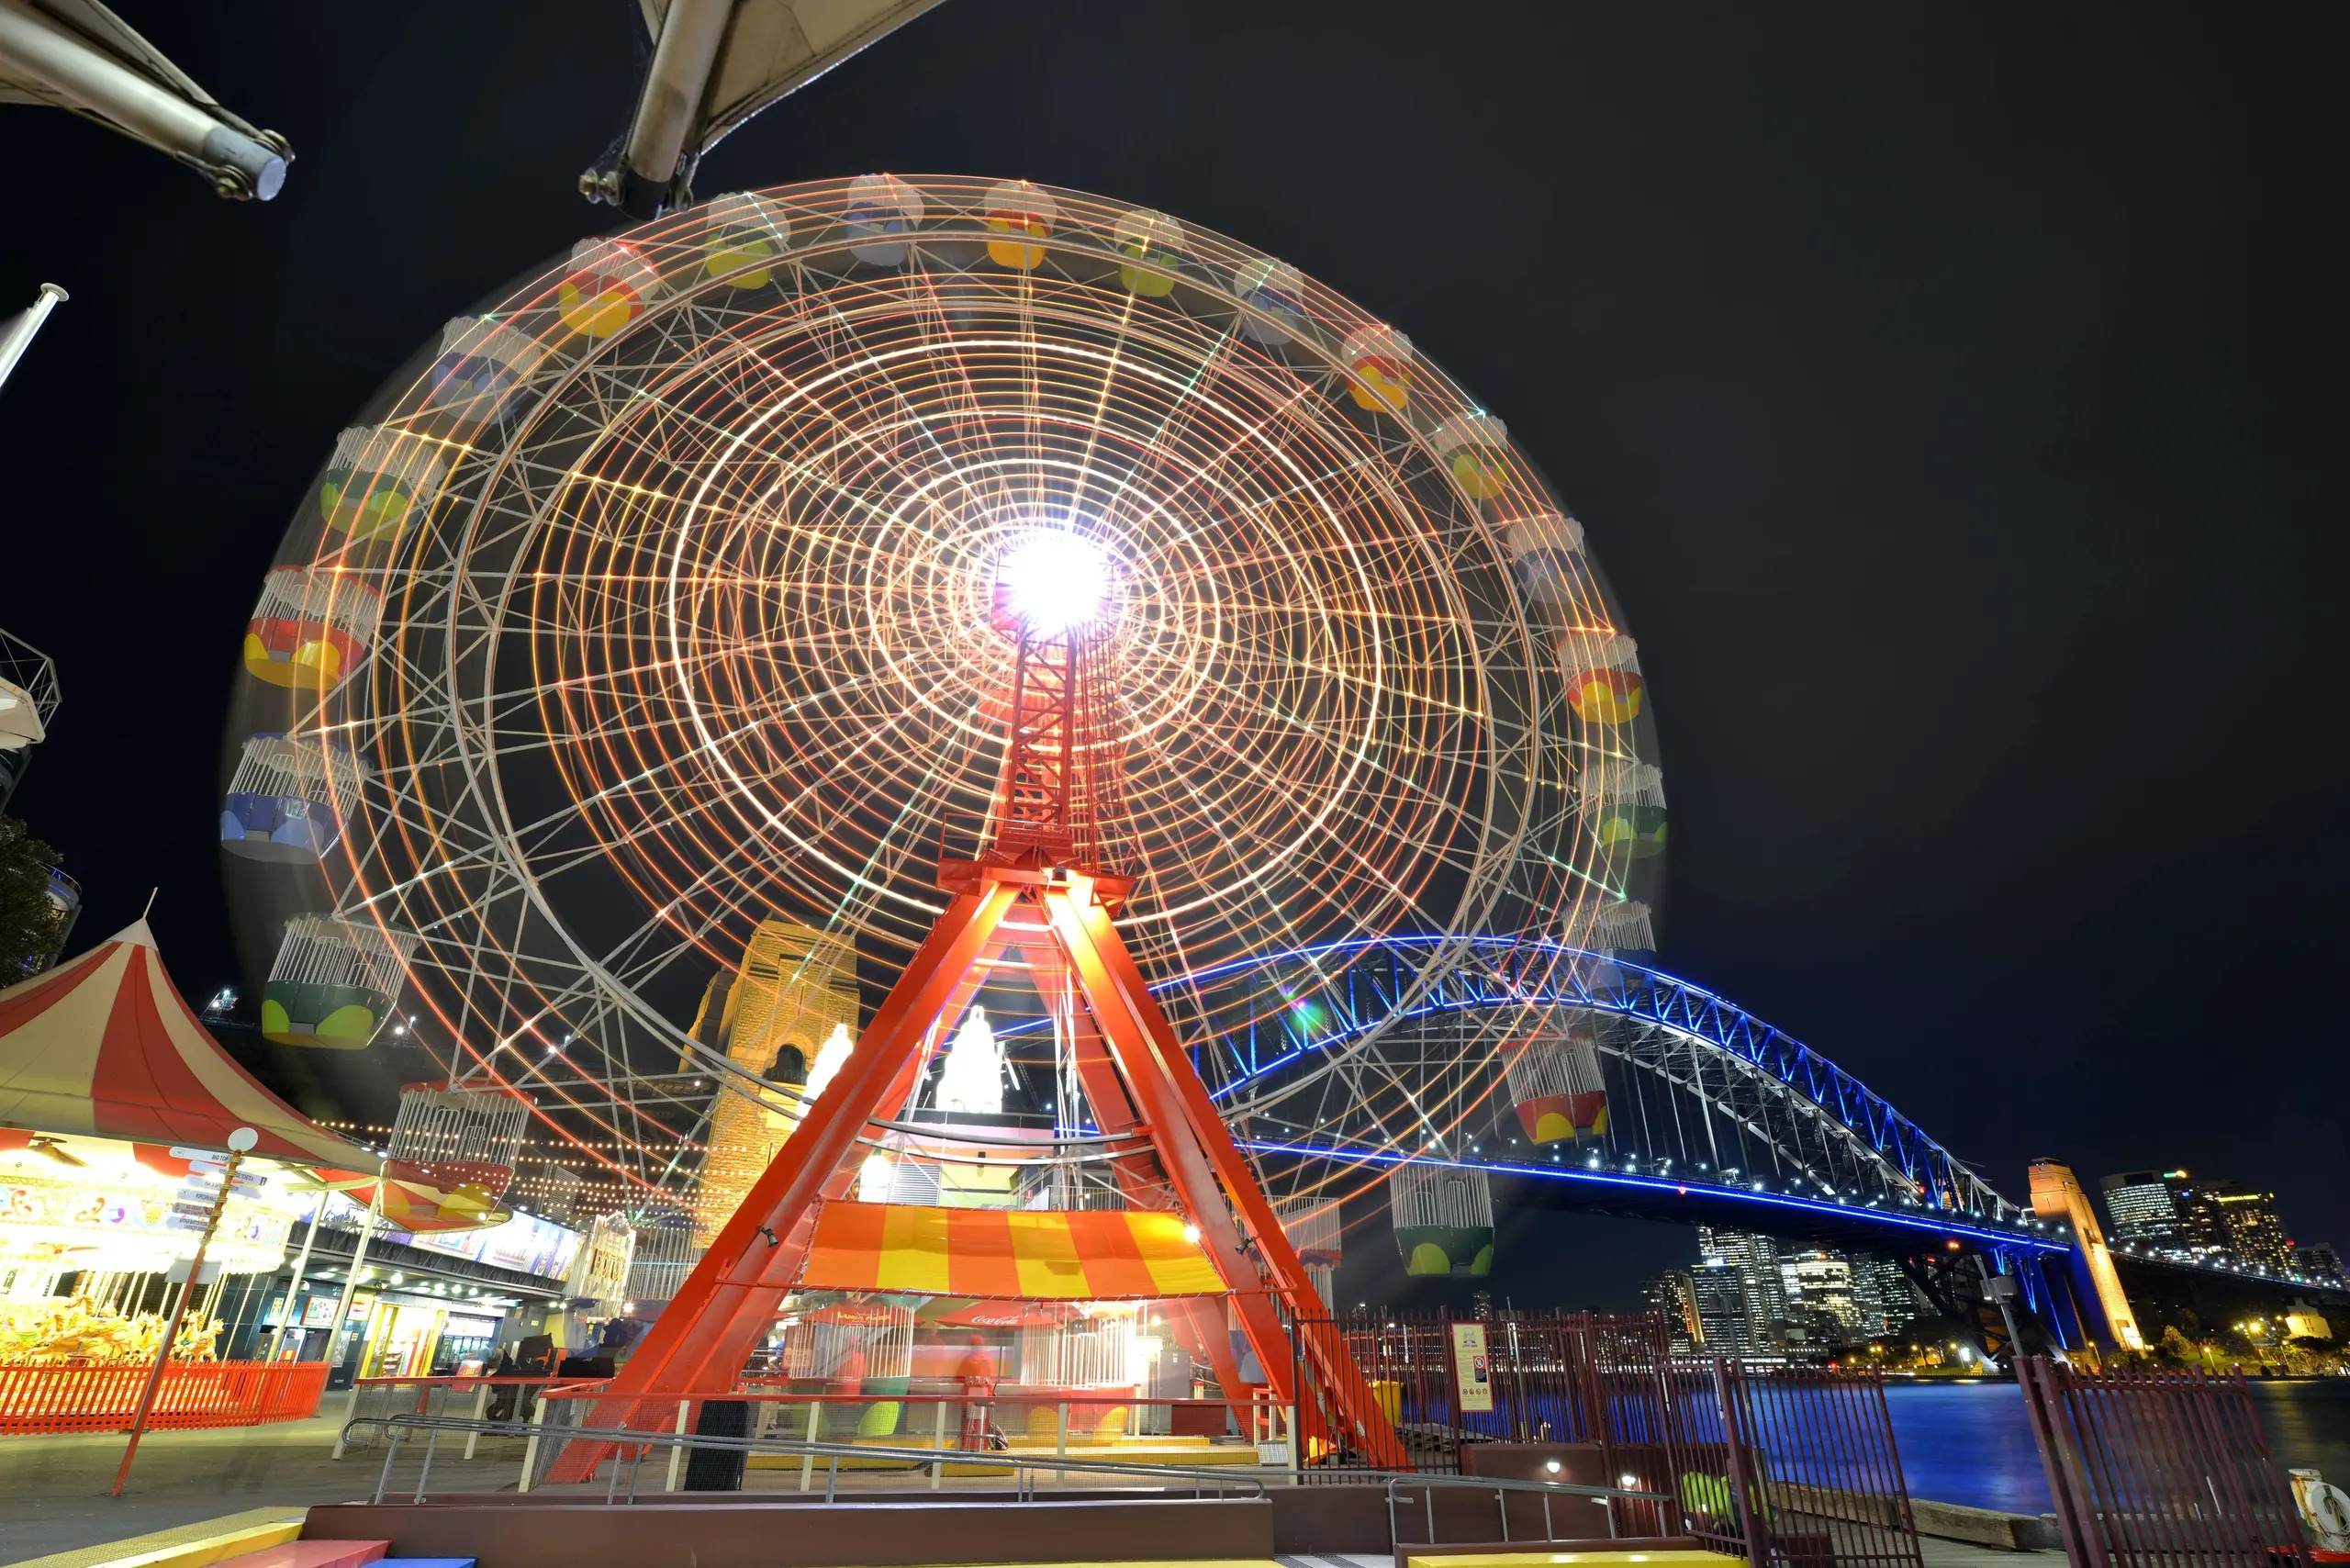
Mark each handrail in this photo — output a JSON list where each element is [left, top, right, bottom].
[[351, 1408, 1281, 1506], [539, 1384, 1260, 1408], [352, 1374, 565, 1387], [1384, 1469, 1680, 1551]]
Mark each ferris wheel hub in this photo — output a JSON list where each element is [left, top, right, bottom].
[[994, 527, 1118, 634]]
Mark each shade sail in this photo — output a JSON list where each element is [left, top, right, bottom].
[[0, 919, 378, 1169], [802, 1202, 1225, 1299]]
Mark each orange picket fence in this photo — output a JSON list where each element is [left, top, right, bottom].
[[0, 1360, 330, 1434]]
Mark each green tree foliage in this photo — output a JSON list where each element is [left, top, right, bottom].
[[0, 816, 65, 979]]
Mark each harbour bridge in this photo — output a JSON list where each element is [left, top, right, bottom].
[[1130, 935, 2343, 1356]]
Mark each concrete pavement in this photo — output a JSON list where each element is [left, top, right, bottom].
[[0, 1413, 526, 1565]]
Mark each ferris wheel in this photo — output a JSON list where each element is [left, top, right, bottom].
[[220, 176, 1668, 1240]]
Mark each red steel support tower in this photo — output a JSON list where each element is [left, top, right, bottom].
[[556, 542, 1403, 1477]]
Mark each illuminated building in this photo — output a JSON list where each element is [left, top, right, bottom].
[[688, 920, 858, 1249], [2293, 1242, 2345, 1285], [2165, 1174, 2236, 1259], [2100, 1170, 2186, 1249], [2212, 1189, 2293, 1274], [1779, 1249, 1863, 1343], [1642, 1271, 1702, 1353], [1688, 1259, 1758, 1355], [1851, 1254, 1924, 1337], [1697, 1226, 1789, 1349]]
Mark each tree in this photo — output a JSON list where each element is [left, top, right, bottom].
[[0, 816, 65, 979]]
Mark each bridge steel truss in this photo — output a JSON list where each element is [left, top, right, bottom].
[[1173, 934, 2036, 1226]]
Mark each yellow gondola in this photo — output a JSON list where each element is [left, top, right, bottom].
[[1340, 324, 1412, 413], [982, 180, 1057, 270]]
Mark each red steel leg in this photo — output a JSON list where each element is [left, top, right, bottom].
[[547, 882, 1019, 1480], [1049, 888, 1408, 1467]]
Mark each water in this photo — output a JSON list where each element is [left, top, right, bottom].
[[1882, 1378, 2350, 1514]]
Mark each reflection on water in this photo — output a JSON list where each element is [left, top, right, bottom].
[[1882, 1378, 2350, 1513], [1884, 1381, 2052, 1513]]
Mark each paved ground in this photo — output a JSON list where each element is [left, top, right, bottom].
[[0, 1415, 526, 1565], [0, 1417, 2063, 1568], [1918, 1541, 2058, 1568]]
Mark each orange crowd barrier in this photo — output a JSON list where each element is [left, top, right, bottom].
[[0, 1360, 329, 1434]]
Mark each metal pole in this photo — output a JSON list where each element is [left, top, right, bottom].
[[464, 1379, 490, 1461], [326, 1182, 384, 1461], [0, 282, 65, 396], [596, 0, 729, 214], [519, 1396, 545, 1493], [1979, 1262, 2029, 1370], [665, 1398, 688, 1492], [263, 1184, 326, 1366], [112, 1134, 252, 1495], [0, 3, 285, 196], [1710, 1357, 1772, 1568]]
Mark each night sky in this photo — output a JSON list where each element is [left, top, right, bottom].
[[1, 2, 2341, 1312]]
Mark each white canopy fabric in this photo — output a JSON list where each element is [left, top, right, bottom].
[[639, 0, 947, 161]]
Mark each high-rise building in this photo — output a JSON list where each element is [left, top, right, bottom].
[[1850, 1254, 1924, 1337], [1697, 1227, 1789, 1350], [2101, 1170, 2185, 1248], [1779, 1249, 1863, 1343], [1688, 1259, 1757, 1356], [1643, 1271, 1702, 1353], [2212, 1189, 2293, 1273], [2164, 1173, 2235, 1260], [2292, 1242, 2346, 1285]]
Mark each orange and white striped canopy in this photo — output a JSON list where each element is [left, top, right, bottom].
[[0, 920, 377, 1170], [803, 1202, 1225, 1299]]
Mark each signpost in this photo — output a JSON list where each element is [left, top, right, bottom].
[[111, 1126, 258, 1496]]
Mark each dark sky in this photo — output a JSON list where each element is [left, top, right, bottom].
[[1, 2, 2341, 1312]]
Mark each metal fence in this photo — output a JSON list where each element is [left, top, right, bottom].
[[1294, 1310, 1920, 1568], [2017, 1356, 2309, 1568], [1292, 1309, 1684, 1472], [1706, 1361, 1923, 1568], [0, 1359, 327, 1433]]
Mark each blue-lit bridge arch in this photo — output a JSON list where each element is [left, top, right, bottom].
[[1113, 934, 2328, 1354], [1132, 934, 2100, 1347], [1158, 935, 2035, 1226]]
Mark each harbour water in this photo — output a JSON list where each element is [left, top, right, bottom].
[[1883, 1378, 2350, 1512]]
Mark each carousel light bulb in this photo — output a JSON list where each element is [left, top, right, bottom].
[[999, 529, 1112, 633]]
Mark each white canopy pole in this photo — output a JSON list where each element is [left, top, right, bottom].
[[0, 2, 285, 197], [0, 282, 65, 397]]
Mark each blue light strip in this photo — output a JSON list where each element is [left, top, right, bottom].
[[1236, 1138, 2074, 1256]]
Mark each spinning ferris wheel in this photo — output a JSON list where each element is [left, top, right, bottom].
[[221, 176, 1668, 1269]]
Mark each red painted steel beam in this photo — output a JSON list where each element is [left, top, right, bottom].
[[548, 881, 1020, 1481], [1053, 890, 1408, 1468]]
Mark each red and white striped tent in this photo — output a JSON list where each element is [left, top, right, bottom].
[[0, 919, 376, 1170]]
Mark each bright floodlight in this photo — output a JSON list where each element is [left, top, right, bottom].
[[999, 529, 1113, 633]]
